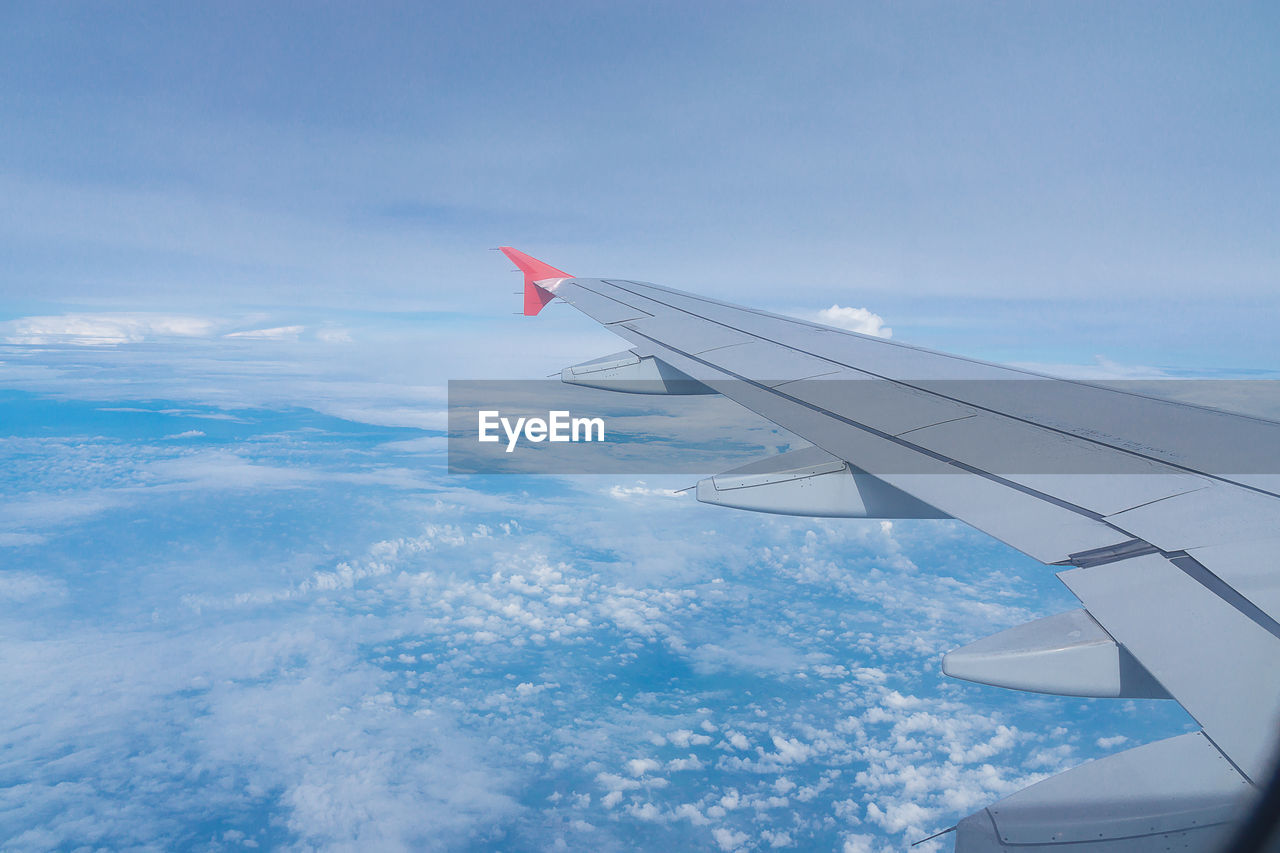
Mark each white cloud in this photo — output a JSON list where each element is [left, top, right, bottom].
[[626, 758, 661, 777], [949, 724, 1019, 764], [688, 633, 811, 675], [0, 367, 1177, 850], [0, 624, 522, 851], [316, 326, 354, 343], [841, 833, 878, 853], [713, 827, 750, 851], [627, 801, 664, 821], [667, 729, 713, 748], [1, 313, 335, 350], [0, 532, 46, 546], [762, 829, 794, 848], [666, 755, 703, 771], [0, 571, 67, 603], [865, 799, 935, 835], [144, 451, 315, 491], [224, 325, 305, 340], [769, 733, 814, 764], [0, 492, 126, 531], [814, 305, 892, 338], [596, 772, 643, 809], [515, 681, 558, 699], [673, 803, 709, 825], [1024, 743, 1075, 770], [608, 483, 686, 500], [3, 313, 219, 345]]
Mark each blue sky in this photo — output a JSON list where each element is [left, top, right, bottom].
[[3, 1, 1278, 365], [0, 3, 1276, 851]]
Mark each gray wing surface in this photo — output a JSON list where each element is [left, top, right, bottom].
[[503, 250, 1280, 851]]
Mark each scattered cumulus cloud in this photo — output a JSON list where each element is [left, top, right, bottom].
[[0, 340, 1197, 851], [608, 482, 686, 500], [841, 832, 879, 853], [814, 305, 892, 338], [713, 827, 750, 851], [627, 758, 662, 777]]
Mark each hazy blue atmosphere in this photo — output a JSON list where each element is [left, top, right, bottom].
[[1, 2, 1276, 851]]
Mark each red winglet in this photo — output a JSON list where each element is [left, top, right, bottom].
[[499, 247, 571, 316]]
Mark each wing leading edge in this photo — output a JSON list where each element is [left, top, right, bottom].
[[499, 250, 1280, 850]]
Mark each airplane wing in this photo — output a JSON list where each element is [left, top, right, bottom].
[[499, 247, 1280, 851]]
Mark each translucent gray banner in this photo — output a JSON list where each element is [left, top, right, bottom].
[[448, 379, 1280, 478]]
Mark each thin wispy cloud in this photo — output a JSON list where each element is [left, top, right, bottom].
[[3, 313, 219, 346]]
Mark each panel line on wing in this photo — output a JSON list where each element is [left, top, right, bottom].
[[1167, 553, 1280, 644], [611, 279, 1280, 434], [891, 414, 980, 437], [576, 278, 1280, 640], [561, 281, 655, 324], [597, 279, 1280, 502], [621, 326, 1117, 525], [1060, 553, 1280, 780], [1100, 485, 1209, 516]]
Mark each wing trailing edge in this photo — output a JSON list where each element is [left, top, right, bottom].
[[955, 732, 1250, 852]]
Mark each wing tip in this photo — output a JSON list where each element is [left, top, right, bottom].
[[498, 247, 571, 316]]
